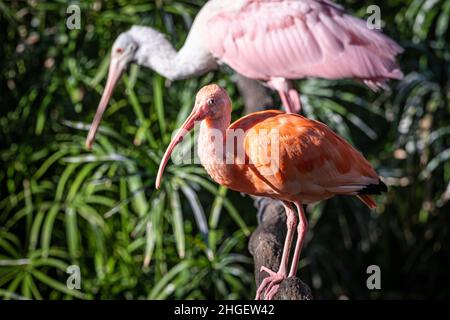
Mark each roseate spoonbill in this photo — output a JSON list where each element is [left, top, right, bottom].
[[155, 84, 387, 300], [85, 0, 403, 149]]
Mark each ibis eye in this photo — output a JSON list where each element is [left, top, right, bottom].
[[116, 48, 123, 54], [207, 98, 215, 106]]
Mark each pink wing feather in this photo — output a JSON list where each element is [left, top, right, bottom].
[[205, 0, 403, 88]]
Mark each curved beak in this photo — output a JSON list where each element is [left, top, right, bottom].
[[155, 105, 208, 189], [85, 57, 125, 150]]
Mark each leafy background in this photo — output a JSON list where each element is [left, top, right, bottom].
[[0, 0, 449, 299]]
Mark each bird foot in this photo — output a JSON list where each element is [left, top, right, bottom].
[[255, 266, 286, 300]]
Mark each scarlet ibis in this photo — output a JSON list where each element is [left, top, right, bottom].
[[86, 0, 403, 149], [155, 84, 387, 300]]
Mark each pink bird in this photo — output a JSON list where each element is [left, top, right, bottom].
[[155, 84, 387, 300], [86, 0, 403, 149]]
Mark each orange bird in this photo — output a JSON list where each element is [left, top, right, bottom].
[[156, 84, 387, 300]]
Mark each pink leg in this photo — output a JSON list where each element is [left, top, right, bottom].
[[255, 201, 297, 300], [277, 88, 301, 114], [288, 88, 302, 113], [288, 202, 308, 278], [267, 78, 301, 114], [278, 89, 293, 113]]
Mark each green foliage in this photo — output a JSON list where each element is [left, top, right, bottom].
[[0, 0, 449, 299]]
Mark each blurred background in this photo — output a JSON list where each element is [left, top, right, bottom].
[[0, 0, 449, 299]]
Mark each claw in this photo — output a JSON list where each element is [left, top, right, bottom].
[[255, 266, 286, 300], [265, 283, 280, 300], [260, 266, 277, 276]]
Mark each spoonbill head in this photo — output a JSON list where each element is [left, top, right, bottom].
[[85, 33, 139, 149]]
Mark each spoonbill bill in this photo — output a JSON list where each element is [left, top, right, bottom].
[[86, 0, 403, 149], [155, 84, 387, 299]]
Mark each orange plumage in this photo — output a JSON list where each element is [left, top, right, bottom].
[[199, 109, 385, 207]]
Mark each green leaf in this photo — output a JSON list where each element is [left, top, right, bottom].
[[153, 75, 166, 134], [178, 180, 209, 240], [168, 183, 185, 258], [148, 260, 192, 299], [29, 209, 46, 251], [41, 204, 61, 258], [209, 186, 227, 230], [65, 207, 80, 261], [31, 269, 85, 299]]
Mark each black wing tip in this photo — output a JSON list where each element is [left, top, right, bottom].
[[358, 179, 388, 195]]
